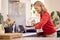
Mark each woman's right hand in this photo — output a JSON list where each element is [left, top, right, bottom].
[[24, 27, 35, 31], [33, 22, 39, 26], [24, 27, 31, 31]]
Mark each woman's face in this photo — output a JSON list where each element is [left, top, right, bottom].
[[34, 6, 42, 14]]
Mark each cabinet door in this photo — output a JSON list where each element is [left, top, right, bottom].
[[8, 0, 26, 26]]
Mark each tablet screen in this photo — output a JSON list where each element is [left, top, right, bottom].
[[18, 25, 25, 33]]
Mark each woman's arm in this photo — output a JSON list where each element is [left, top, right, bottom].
[[25, 13, 50, 30], [33, 22, 39, 26], [24, 27, 35, 31], [35, 13, 50, 29]]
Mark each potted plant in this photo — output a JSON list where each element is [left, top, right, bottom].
[[0, 13, 4, 33], [0, 13, 3, 24], [51, 11, 60, 37], [51, 11, 60, 26]]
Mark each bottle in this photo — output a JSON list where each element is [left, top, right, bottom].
[[0, 24, 5, 34]]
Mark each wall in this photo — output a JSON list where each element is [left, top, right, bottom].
[[1, 0, 8, 21], [44, 0, 60, 19], [44, 0, 60, 12], [8, 1, 26, 26], [0, 0, 1, 12], [20, 0, 31, 26], [1, 0, 31, 26]]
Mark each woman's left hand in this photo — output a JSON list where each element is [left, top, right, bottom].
[[24, 27, 35, 31]]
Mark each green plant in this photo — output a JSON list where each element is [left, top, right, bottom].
[[32, 10, 35, 13], [31, 4, 36, 14], [0, 13, 3, 24], [51, 11, 54, 19], [56, 11, 60, 18], [31, 4, 34, 10], [51, 11, 60, 26]]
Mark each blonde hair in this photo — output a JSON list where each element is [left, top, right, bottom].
[[34, 1, 47, 13]]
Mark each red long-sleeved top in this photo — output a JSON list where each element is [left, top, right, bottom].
[[35, 11, 56, 35]]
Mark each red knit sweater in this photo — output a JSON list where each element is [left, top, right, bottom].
[[35, 11, 56, 35]]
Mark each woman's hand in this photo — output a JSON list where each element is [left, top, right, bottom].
[[24, 27, 31, 31], [33, 22, 39, 26], [24, 27, 35, 31]]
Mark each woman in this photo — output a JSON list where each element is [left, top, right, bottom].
[[25, 1, 56, 37]]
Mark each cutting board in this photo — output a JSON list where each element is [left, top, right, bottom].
[[0, 33, 22, 39]]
